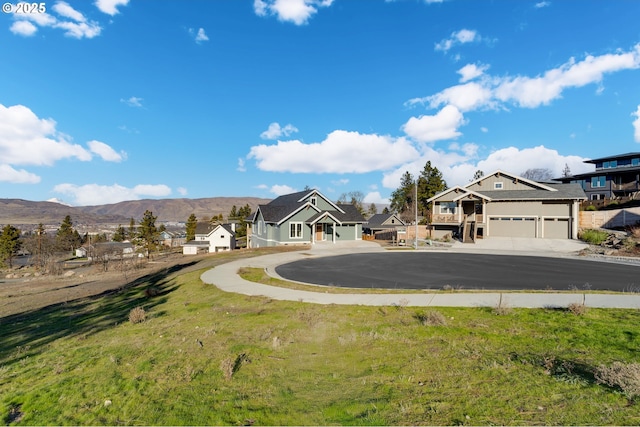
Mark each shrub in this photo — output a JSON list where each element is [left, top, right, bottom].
[[585, 205, 597, 211], [144, 287, 160, 297], [128, 306, 147, 324], [567, 302, 587, 316], [414, 310, 447, 326], [595, 362, 640, 399], [579, 229, 609, 245]]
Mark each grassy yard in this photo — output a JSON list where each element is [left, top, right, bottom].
[[2, 252, 640, 425]]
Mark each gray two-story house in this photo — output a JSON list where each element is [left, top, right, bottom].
[[556, 152, 640, 201], [247, 190, 365, 248]]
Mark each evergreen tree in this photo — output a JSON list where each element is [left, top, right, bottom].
[[185, 214, 198, 242], [389, 171, 415, 221], [0, 224, 21, 268], [56, 215, 80, 252], [128, 217, 136, 240], [382, 206, 390, 214], [113, 225, 127, 242], [229, 205, 238, 219], [417, 161, 447, 217], [138, 210, 159, 259], [562, 163, 571, 177], [367, 203, 378, 217]]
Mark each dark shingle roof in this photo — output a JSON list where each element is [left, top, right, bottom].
[[479, 183, 586, 200], [195, 222, 236, 235], [366, 213, 404, 227], [257, 196, 365, 224]]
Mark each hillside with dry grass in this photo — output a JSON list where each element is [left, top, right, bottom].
[[0, 197, 272, 225]]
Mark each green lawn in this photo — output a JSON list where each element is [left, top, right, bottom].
[[2, 252, 640, 425]]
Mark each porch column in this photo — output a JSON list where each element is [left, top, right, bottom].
[[571, 200, 579, 239], [332, 221, 336, 244]]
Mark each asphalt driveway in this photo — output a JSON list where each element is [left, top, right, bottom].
[[275, 252, 640, 292]]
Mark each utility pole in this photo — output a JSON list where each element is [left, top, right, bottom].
[[414, 178, 418, 249]]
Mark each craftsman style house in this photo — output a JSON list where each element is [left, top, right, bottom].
[[428, 170, 586, 242], [555, 152, 640, 201], [247, 190, 365, 247]]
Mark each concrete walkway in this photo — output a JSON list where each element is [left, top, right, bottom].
[[200, 239, 640, 309]]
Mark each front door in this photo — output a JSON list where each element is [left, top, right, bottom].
[[316, 223, 324, 241]]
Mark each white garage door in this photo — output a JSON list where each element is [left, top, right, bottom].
[[489, 217, 536, 238], [543, 217, 570, 239]]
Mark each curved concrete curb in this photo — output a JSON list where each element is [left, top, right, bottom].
[[201, 242, 640, 309]]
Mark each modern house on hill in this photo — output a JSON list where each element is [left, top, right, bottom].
[[428, 170, 586, 242], [182, 222, 236, 254], [555, 152, 640, 201], [247, 190, 365, 247]]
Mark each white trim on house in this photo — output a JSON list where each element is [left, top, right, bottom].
[[466, 169, 557, 192], [296, 190, 345, 213], [289, 222, 303, 239], [277, 203, 321, 226]]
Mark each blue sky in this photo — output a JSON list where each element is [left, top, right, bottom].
[[1, 0, 640, 206]]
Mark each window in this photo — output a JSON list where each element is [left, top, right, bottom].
[[439, 202, 456, 214], [310, 196, 317, 206], [603, 160, 617, 168], [494, 182, 504, 190], [633, 158, 640, 166], [591, 176, 606, 188], [289, 222, 303, 239]]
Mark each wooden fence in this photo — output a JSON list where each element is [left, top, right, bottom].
[[579, 208, 640, 229]]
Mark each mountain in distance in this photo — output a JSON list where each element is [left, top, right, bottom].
[[77, 197, 272, 223], [0, 197, 272, 226]]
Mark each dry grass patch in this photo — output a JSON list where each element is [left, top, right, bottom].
[[128, 306, 147, 324]]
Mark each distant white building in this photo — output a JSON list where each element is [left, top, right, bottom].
[[182, 223, 236, 255]]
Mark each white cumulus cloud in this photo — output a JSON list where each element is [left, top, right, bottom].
[[381, 145, 591, 191], [0, 164, 41, 184], [402, 105, 466, 143], [53, 183, 172, 206], [260, 122, 299, 140], [88, 140, 126, 162], [248, 130, 419, 173], [94, 0, 129, 15], [10, 2, 101, 38], [417, 44, 640, 113], [0, 103, 124, 183], [254, 0, 334, 25], [121, 96, 143, 108], [270, 184, 297, 196], [458, 63, 489, 83], [435, 29, 480, 52]]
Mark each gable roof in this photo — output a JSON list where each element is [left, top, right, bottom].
[[254, 189, 356, 224], [195, 222, 236, 236], [429, 172, 586, 204], [467, 170, 557, 192], [366, 213, 406, 227], [426, 186, 492, 203]]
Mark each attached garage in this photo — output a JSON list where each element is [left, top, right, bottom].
[[428, 170, 587, 242], [542, 217, 570, 239], [489, 217, 537, 238]]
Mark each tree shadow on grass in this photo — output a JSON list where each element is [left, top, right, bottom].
[[0, 261, 199, 367]]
